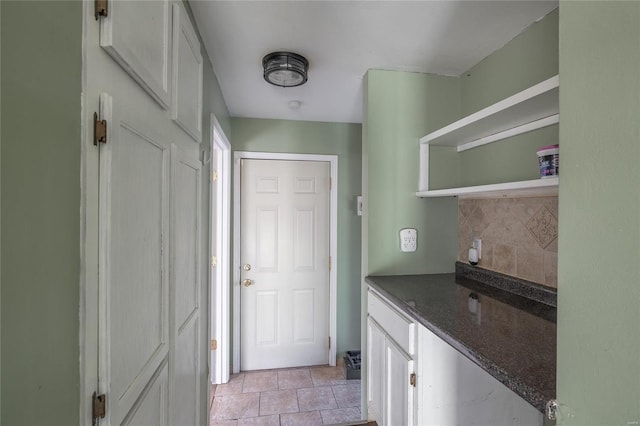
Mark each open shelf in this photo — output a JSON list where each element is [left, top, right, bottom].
[[416, 177, 558, 199], [417, 75, 560, 198], [420, 75, 559, 152]]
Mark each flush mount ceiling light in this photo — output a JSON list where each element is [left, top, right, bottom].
[[262, 52, 309, 88]]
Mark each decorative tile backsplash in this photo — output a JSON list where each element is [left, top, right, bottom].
[[458, 197, 558, 288], [526, 207, 558, 249]]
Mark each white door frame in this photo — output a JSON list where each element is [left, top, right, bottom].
[[210, 115, 231, 384], [233, 151, 338, 373]]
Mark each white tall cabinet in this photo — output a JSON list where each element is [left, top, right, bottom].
[[367, 290, 417, 426], [85, 1, 207, 424]]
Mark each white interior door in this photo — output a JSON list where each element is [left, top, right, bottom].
[[240, 159, 330, 370], [210, 119, 231, 385]]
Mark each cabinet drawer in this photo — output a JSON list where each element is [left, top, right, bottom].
[[368, 290, 416, 356]]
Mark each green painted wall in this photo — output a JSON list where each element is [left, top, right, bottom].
[[0, 2, 2, 423], [557, 2, 640, 424], [429, 9, 559, 190], [1, 1, 83, 424], [231, 118, 362, 355], [360, 70, 460, 418], [364, 70, 460, 275], [456, 126, 557, 188], [0, 1, 3, 419], [461, 8, 559, 115]]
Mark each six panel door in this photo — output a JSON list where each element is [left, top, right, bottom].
[[240, 159, 331, 370]]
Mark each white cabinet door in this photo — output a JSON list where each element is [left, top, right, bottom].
[[99, 0, 172, 108], [386, 339, 415, 426], [98, 93, 171, 426], [367, 318, 385, 424], [171, 3, 203, 142], [367, 290, 417, 426], [417, 325, 543, 426], [170, 146, 202, 426]]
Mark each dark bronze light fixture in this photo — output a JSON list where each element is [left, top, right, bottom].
[[262, 52, 309, 88]]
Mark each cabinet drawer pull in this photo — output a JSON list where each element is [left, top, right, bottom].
[[410, 372, 416, 387]]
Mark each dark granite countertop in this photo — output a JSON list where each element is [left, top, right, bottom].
[[365, 263, 556, 413]]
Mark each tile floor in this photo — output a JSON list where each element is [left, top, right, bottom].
[[209, 365, 362, 426]]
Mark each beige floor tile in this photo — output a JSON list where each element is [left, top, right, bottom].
[[331, 383, 361, 408], [210, 420, 238, 426], [310, 366, 346, 386], [320, 407, 361, 425], [237, 415, 280, 426], [278, 368, 313, 390], [259, 389, 299, 416], [211, 393, 260, 420], [215, 373, 245, 396], [211, 366, 354, 425], [243, 370, 279, 393], [210, 384, 217, 409], [280, 410, 323, 426], [297, 386, 337, 412]]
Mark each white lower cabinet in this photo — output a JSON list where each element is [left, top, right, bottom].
[[367, 291, 417, 426], [417, 325, 543, 426], [367, 288, 544, 426]]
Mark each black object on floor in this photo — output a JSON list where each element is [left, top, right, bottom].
[[343, 350, 361, 380]]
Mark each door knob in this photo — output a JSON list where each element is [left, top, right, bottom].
[[243, 264, 252, 271], [243, 279, 254, 287]]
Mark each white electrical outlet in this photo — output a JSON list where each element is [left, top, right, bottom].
[[400, 228, 417, 252]]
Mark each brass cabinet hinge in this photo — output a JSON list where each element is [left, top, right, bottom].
[[328, 336, 331, 349], [92, 392, 106, 425], [93, 112, 107, 146], [212, 170, 218, 182], [94, 0, 108, 20], [211, 339, 217, 350], [211, 256, 217, 267], [328, 256, 331, 271], [410, 373, 416, 387]]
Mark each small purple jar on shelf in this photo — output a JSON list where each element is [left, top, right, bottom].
[[536, 144, 559, 178]]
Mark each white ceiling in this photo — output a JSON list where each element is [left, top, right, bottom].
[[190, 1, 558, 124]]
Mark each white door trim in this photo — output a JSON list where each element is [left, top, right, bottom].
[[210, 115, 231, 384], [233, 151, 338, 373]]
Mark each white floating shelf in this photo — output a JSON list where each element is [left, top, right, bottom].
[[420, 75, 559, 152], [416, 177, 558, 199]]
